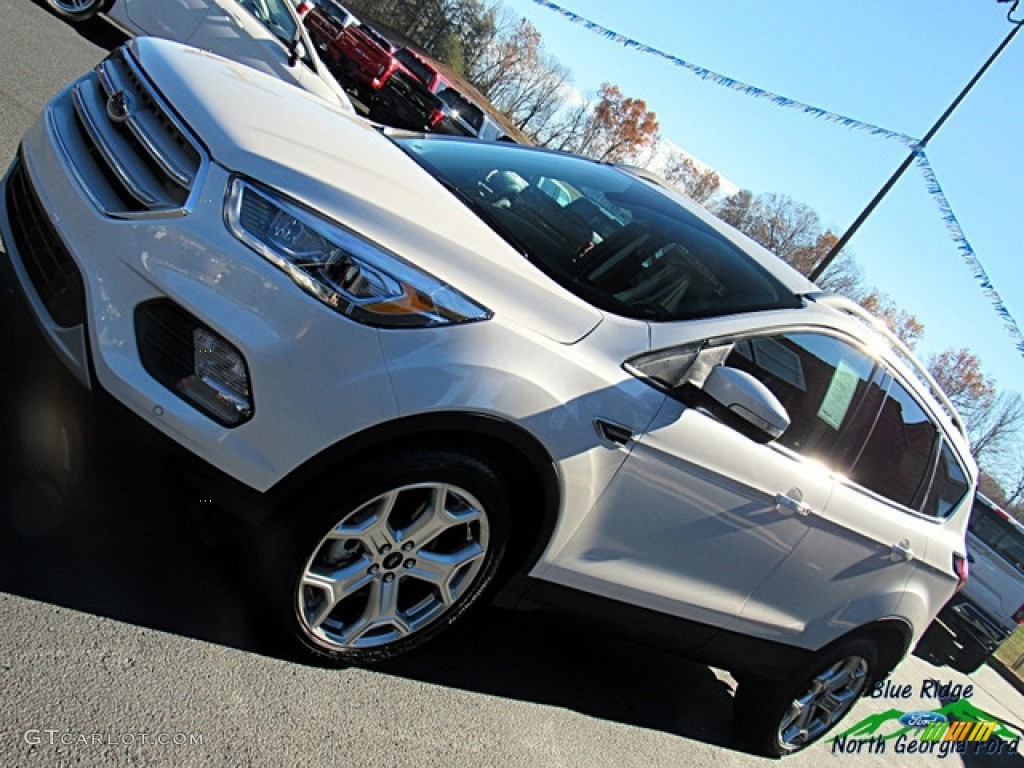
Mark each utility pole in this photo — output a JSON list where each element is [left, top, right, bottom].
[[810, 20, 1022, 282]]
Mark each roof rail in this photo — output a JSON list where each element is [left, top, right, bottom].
[[809, 293, 969, 440]]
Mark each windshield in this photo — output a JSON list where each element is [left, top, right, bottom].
[[394, 138, 800, 321], [238, 0, 297, 46], [437, 88, 485, 131], [394, 49, 435, 86]]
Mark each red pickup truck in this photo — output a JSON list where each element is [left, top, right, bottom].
[[303, 5, 508, 138], [304, 8, 446, 130]]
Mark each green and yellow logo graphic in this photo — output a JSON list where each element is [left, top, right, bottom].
[[830, 699, 1022, 757]]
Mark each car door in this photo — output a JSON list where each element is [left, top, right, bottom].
[[735, 367, 964, 649], [544, 329, 897, 639]]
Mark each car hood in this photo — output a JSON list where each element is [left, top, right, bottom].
[[129, 38, 604, 344]]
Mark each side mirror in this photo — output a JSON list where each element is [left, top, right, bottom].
[[287, 38, 307, 67], [703, 365, 790, 442]]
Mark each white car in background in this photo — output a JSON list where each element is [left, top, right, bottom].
[[45, 0, 356, 114]]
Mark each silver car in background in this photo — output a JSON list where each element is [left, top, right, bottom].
[[45, 0, 356, 113]]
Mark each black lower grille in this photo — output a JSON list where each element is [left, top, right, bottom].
[[135, 299, 195, 391], [5, 157, 87, 327]]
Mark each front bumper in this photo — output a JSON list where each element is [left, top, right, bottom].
[[0, 77, 399, 493]]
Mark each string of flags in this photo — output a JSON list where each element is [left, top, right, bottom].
[[914, 152, 1024, 355], [527, 0, 1024, 360]]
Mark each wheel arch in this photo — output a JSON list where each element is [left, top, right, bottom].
[[266, 411, 561, 589], [45, 0, 114, 21], [825, 617, 914, 684]]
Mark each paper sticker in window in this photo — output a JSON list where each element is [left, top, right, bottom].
[[817, 359, 860, 430]]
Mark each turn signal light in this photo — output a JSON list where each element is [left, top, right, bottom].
[[953, 553, 969, 593]]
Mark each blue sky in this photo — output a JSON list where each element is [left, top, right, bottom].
[[501, 0, 1024, 397]]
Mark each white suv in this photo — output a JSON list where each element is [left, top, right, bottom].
[[1, 38, 975, 756], [45, 0, 356, 114]]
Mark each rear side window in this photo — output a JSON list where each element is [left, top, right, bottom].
[[848, 379, 939, 509], [921, 442, 970, 519]]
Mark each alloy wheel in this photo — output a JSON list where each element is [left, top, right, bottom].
[[297, 482, 491, 651], [777, 655, 870, 750]]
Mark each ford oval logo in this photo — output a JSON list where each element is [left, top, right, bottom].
[[106, 90, 133, 124], [899, 711, 947, 729]]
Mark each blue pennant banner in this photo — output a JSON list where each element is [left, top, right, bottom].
[[914, 151, 1024, 357], [528, 0, 919, 146], [527, 0, 1024, 362]]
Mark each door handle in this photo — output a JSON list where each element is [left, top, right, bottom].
[[891, 540, 915, 562], [774, 492, 812, 517]]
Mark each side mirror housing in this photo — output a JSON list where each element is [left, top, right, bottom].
[[703, 365, 790, 442], [287, 39, 307, 67]]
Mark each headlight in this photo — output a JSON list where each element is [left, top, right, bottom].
[[224, 178, 491, 327]]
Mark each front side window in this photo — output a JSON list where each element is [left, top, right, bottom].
[[238, 0, 316, 69], [724, 332, 882, 469], [394, 138, 801, 322], [238, 0, 298, 45]]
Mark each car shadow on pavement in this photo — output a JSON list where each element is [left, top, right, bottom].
[[379, 605, 743, 750], [0, 258, 746, 754], [28, 0, 129, 50], [0, 264, 261, 653]]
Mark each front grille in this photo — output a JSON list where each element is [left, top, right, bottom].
[[5, 157, 87, 327], [60, 46, 207, 218]]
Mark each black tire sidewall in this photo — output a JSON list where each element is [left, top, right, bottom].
[[46, 0, 105, 21], [255, 450, 510, 666], [734, 636, 879, 757]]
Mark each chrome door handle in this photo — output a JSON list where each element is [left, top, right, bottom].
[[774, 493, 812, 517], [891, 540, 915, 562]]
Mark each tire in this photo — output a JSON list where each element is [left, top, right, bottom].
[[254, 450, 509, 666], [45, 0, 107, 22], [949, 643, 991, 675], [733, 637, 878, 757]]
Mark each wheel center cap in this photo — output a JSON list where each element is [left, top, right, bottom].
[[382, 552, 403, 570]]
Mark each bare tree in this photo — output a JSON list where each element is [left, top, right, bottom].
[[545, 83, 659, 163], [814, 244, 863, 297], [661, 150, 720, 205], [971, 392, 1024, 467], [927, 348, 996, 417], [714, 189, 757, 231], [856, 290, 925, 350], [462, 16, 571, 137]]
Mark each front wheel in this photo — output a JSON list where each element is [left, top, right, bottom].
[[255, 450, 509, 666], [45, 0, 108, 21], [733, 637, 878, 756]]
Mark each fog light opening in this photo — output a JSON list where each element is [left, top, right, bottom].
[[177, 328, 252, 426]]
